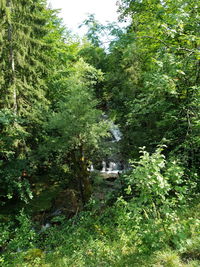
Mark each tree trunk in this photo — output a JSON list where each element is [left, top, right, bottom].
[[7, 0, 17, 114], [74, 145, 92, 206]]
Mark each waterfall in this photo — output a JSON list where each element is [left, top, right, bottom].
[[89, 118, 125, 178], [100, 121, 124, 176], [102, 161, 106, 172], [110, 123, 122, 142]]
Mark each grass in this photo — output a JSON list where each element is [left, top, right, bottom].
[[2, 199, 200, 267]]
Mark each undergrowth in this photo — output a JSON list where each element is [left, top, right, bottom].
[[1, 147, 200, 267]]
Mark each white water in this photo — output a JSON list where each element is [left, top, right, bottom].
[[110, 123, 122, 142], [101, 161, 122, 174], [89, 120, 124, 176]]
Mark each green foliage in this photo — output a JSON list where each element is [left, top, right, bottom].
[[153, 250, 183, 267], [106, 0, 200, 170], [41, 58, 109, 179], [0, 0, 54, 202], [0, 219, 13, 251], [0, 0, 110, 205], [0, 0, 200, 266], [124, 146, 188, 209], [4, 198, 200, 266], [80, 14, 124, 48], [1, 148, 200, 265], [7, 210, 36, 252]]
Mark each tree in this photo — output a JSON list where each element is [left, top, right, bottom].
[[107, 0, 200, 172], [41, 59, 109, 204], [0, 0, 55, 203]]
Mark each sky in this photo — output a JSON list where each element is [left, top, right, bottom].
[[47, 0, 120, 36]]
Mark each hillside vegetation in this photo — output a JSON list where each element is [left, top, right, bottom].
[[0, 0, 200, 266]]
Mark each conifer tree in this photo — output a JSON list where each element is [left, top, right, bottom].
[[0, 0, 53, 202]]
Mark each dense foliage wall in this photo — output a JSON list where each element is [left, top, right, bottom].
[[0, 0, 108, 207], [107, 0, 200, 168], [1, 1, 200, 265], [0, 0, 199, 230]]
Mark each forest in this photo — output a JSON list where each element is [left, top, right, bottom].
[[0, 0, 200, 266]]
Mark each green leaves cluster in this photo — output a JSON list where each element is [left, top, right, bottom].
[[124, 146, 188, 210], [43, 59, 109, 157]]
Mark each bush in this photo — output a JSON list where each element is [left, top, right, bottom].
[[6, 210, 36, 252]]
